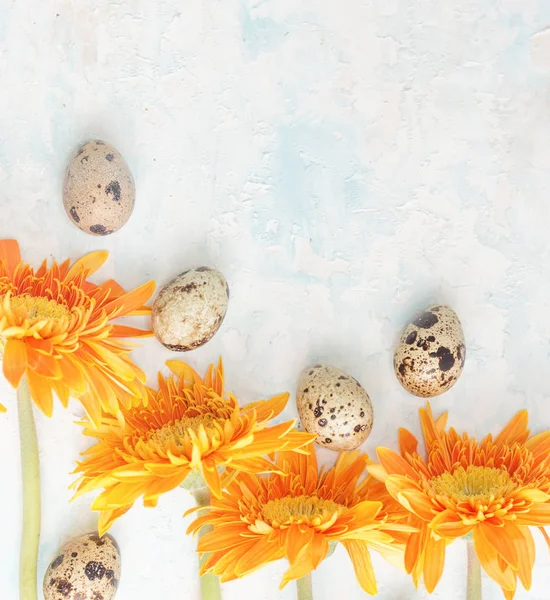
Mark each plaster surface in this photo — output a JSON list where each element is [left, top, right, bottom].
[[1, 1, 550, 598]]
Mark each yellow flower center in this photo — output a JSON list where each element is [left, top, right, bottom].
[[430, 466, 516, 502], [259, 495, 344, 528], [141, 393, 236, 452], [146, 414, 221, 445], [9, 294, 71, 322]]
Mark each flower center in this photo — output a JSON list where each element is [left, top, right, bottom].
[[9, 294, 71, 322], [260, 495, 344, 528], [146, 414, 221, 445], [429, 466, 516, 502]]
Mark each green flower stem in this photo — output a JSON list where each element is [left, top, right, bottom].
[[193, 488, 222, 600], [18, 377, 41, 600], [466, 537, 482, 600], [296, 573, 313, 600]]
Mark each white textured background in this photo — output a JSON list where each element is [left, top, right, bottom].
[[1, 1, 550, 598]]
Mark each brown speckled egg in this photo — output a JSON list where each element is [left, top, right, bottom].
[[152, 267, 229, 351], [63, 140, 135, 236], [43, 532, 121, 600], [394, 305, 466, 397], [296, 365, 373, 451]]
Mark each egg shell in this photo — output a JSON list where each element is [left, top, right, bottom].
[[43, 532, 121, 600], [394, 304, 466, 397], [296, 365, 374, 451], [152, 267, 229, 351], [63, 140, 135, 236]]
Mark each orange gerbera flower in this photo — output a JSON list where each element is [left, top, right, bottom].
[[369, 405, 550, 599], [0, 239, 154, 423], [187, 443, 413, 594], [72, 359, 316, 535]]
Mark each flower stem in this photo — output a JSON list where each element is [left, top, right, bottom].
[[296, 573, 313, 600], [466, 537, 482, 600], [18, 377, 41, 600], [193, 488, 222, 600]]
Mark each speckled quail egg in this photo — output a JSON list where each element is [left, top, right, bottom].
[[296, 365, 374, 451], [394, 304, 466, 397], [43, 532, 121, 600], [63, 140, 135, 236], [152, 267, 229, 351]]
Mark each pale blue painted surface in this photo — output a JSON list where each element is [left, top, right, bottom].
[[1, 1, 550, 598]]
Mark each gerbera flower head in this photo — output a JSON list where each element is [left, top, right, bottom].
[[0, 239, 154, 423], [369, 404, 550, 599], [72, 359, 316, 535], [187, 443, 413, 594]]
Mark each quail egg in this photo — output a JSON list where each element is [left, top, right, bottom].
[[394, 304, 466, 397], [296, 365, 373, 451]]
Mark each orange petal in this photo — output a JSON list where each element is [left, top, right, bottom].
[[384, 476, 431, 520], [213, 358, 224, 396], [286, 524, 315, 564], [310, 533, 329, 569], [410, 540, 426, 588], [92, 482, 144, 510], [473, 527, 516, 591], [26, 347, 62, 379], [419, 404, 439, 442], [0, 402, 6, 412], [419, 404, 449, 464], [26, 338, 54, 356], [405, 524, 426, 574], [0, 239, 21, 276], [502, 589, 516, 600], [478, 522, 519, 570], [59, 358, 86, 394], [78, 391, 103, 428], [367, 463, 388, 481], [96, 278, 126, 298], [398, 428, 418, 456], [85, 342, 137, 381], [515, 527, 535, 590], [515, 504, 550, 526], [145, 463, 187, 478], [198, 526, 251, 553], [205, 543, 258, 580], [109, 464, 149, 479], [110, 325, 152, 338], [526, 431, 550, 459], [349, 500, 383, 527], [246, 393, 289, 422], [27, 370, 54, 417], [494, 411, 529, 446], [97, 506, 131, 536], [423, 534, 446, 593], [102, 280, 156, 316], [51, 381, 70, 408], [202, 463, 223, 498], [3, 339, 28, 388], [342, 540, 378, 595], [430, 510, 472, 539], [516, 488, 550, 503], [66, 250, 109, 280], [376, 447, 419, 479], [280, 550, 315, 586], [280, 444, 317, 482], [230, 450, 283, 470], [234, 538, 282, 579], [397, 488, 435, 521], [144, 474, 188, 502], [434, 411, 448, 432], [165, 360, 202, 381]]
